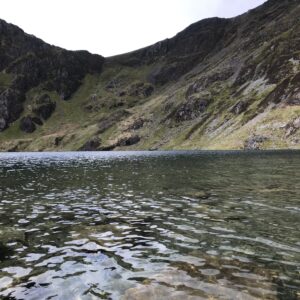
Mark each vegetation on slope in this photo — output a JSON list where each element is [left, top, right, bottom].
[[0, 0, 299, 151]]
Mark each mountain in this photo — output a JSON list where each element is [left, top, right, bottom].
[[0, 0, 299, 151]]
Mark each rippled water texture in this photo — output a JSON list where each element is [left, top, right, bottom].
[[0, 151, 299, 300]]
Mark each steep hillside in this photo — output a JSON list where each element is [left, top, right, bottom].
[[0, 0, 299, 151]]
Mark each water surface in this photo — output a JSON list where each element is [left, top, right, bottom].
[[0, 151, 299, 299]]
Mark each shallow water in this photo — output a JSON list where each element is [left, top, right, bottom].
[[0, 151, 299, 300]]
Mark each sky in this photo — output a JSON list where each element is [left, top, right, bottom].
[[1, 0, 266, 57]]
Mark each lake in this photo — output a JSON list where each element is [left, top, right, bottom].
[[0, 151, 299, 299]]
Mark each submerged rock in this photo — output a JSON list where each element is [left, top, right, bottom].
[[0, 242, 13, 261], [187, 191, 211, 200], [122, 283, 189, 300]]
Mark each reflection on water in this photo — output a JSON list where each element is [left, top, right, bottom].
[[0, 151, 299, 300]]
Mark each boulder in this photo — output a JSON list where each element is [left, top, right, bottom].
[[79, 137, 101, 151], [20, 116, 36, 133]]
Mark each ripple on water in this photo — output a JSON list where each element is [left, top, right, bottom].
[[0, 151, 299, 299]]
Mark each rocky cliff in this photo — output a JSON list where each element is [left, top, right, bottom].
[[0, 0, 299, 151]]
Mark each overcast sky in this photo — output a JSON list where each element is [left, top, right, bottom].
[[1, 0, 266, 57]]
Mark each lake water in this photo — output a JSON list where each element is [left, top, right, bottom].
[[0, 151, 299, 300]]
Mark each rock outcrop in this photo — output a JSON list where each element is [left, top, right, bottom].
[[32, 94, 56, 120], [0, 18, 104, 132], [20, 116, 36, 133]]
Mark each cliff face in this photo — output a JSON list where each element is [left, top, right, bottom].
[[0, 19, 104, 132], [0, 0, 299, 151]]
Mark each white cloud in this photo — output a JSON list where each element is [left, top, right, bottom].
[[1, 0, 266, 56]]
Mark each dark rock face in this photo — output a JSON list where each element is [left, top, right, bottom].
[[0, 118, 6, 131], [258, 72, 300, 110], [0, 242, 13, 261], [79, 137, 101, 151], [0, 19, 104, 130], [261, 78, 291, 107], [31, 117, 43, 126], [95, 133, 140, 151], [117, 135, 140, 147], [175, 98, 210, 122], [98, 144, 117, 151], [244, 135, 268, 150], [0, 89, 24, 131], [32, 94, 56, 120], [20, 116, 36, 133], [54, 136, 64, 146]]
